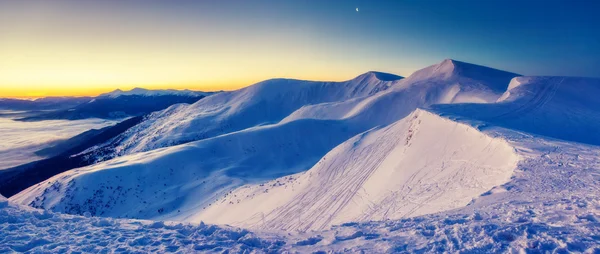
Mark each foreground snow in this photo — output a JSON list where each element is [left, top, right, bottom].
[[11, 60, 521, 226], [0, 202, 285, 253], [3, 60, 600, 252], [2, 128, 599, 253], [196, 110, 519, 231]]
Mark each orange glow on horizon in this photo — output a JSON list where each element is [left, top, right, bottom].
[[0, 1, 416, 99], [0, 72, 368, 99]]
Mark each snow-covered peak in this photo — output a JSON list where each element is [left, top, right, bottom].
[[353, 71, 403, 82], [99, 88, 211, 98], [403, 59, 520, 92]]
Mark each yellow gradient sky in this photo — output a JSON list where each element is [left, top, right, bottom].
[[0, 1, 427, 98], [4, 1, 593, 98]]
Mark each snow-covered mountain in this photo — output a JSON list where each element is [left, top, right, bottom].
[[6, 59, 600, 252], [16, 88, 216, 121], [79, 59, 519, 164], [11, 60, 523, 226], [196, 109, 519, 231], [79, 71, 405, 161], [99, 87, 214, 98], [432, 76, 600, 146]]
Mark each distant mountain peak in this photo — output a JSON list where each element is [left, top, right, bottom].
[[100, 88, 211, 98], [404, 59, 521, 92]]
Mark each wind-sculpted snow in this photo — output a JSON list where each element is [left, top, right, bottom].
[[432, 76, 600, 146], [84, 60, 517, 162], [11, 60, 524, 224], [282, 59, 520, 125], [11, 119, 367, 221], [5, 59, 600, 252], [196, 110, 520, 231], [83, 72, 402, 161], [2, 131, 600, 253], [0, 202, 285, 253]]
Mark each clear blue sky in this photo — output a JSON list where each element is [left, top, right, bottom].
[[1, 0, 598, 96]]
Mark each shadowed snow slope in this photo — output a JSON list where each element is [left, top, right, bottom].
[[10, 60, 523, 228], [82, 60, 518, 163], [11, 119, 366, 220], [432, 76, 600, 146], [81, 72, 402, 161], [281, 59, 519, 125], [194, 109, 519, 231]]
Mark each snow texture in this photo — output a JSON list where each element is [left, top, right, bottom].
[[11, 60, 521, 226], [4, 59, 600, 252], [0, 202, 285, 253]]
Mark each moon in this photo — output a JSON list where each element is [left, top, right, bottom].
[[356, 7, 359, 12]]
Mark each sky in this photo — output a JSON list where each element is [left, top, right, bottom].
[[1, 0, 599, 98]]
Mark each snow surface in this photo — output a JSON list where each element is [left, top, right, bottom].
[[11, 60, 521, 226], [432, 76, 600, 146], [2, 126, 600, 253], [5, 59, 600, 252], [81, 72, 403, 161], [0, 201, 285, 253], [196, 110, 519, 231], [0, 117, 117, 170]]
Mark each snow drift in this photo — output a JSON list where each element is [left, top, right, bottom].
[[82, 72, 403, 161], [194, 109, 520, 231], [432, 76, 600, 146], [10, 60, 523, 228]]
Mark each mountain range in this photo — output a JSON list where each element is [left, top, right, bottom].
[[1, 88, 215, 121], [3, 59, 600, 252]]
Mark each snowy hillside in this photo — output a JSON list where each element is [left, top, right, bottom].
[[80, 59, 519, 165], [196, 109, 519, 231], [11, 118, 373, 220], [432, 76, 600, 146], [4, 112, 600, 253], [4, 59, 600, 252], [282, 59, 519, 126], [81, 71, 403, 161], [10, 60, 523, 226]]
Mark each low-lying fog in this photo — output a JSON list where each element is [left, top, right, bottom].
[[0, 113, 117, 170]]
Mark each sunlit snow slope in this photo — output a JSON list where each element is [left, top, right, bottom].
[[432, 76, 600, 146], [11, 59, 523, 231], [195, 110, 519, 231], [82, 72, 402, 161]]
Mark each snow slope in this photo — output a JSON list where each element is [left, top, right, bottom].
[[432, 76, 600, 146], [0, 201, 285, 253], [195, 109, 519, 231], [11, 119, 367, 220], [10, 60, 522, 228], [282, 59, 519, 126], [3, 118, 600, 253], [4, 60, 600, 252], [82, 72, 402, 161]]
